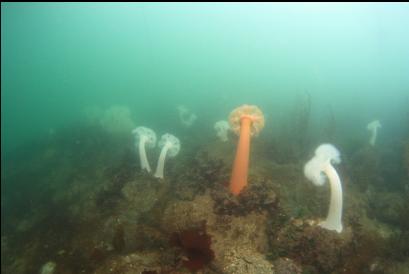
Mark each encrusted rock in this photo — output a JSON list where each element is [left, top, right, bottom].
[[92, 251, 166, 274], [273, 257, 302, 274], [211, 178, 278, 216], [161, 193, 272, 273], [218, 248, 275, 274], [271, 218, 353, 273]]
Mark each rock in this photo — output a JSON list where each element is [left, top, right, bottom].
[[273, 257, 302, 274], [211, 177, 278, 216], [271, 218, 353, 273], [218, 248, 274, 274], [92, 251, 165, 274], [162, 193, 273, 273]]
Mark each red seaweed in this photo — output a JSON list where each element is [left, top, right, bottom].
[[170, 226, 215, 271]]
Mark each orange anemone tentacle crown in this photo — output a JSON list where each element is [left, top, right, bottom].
[[228, 105, 265, 196]]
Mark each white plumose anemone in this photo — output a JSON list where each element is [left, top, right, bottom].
[[304, 144, 343, 233], [177, 105, 197, 127], [154, 134, 180, 179], [40, 261, 56, 274], [132, 127, 157, 172], [367, 120, 381, 146], [214, 120, 230, 142]]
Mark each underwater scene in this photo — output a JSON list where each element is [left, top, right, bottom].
[[1, 3, 409, 274]]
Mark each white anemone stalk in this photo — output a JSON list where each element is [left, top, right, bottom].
[[154, 134, 180, 179], [132, 127, 157, 172], [214, 120, 230, 142], [304, 144, 343, 233], [367, 120, 381, 146]]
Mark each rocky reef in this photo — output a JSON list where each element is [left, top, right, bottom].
[[1, 123, 408, 274]]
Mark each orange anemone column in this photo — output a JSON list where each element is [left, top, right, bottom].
[[229, 117, 252, 195]]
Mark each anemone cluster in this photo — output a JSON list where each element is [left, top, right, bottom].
[[224, 105, 384, 235], [132, 127, 180, 179], [132, 104, 385, 237]]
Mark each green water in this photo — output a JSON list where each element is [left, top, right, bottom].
[[1, 3, 409, 274], [2, 3, 408, 153]]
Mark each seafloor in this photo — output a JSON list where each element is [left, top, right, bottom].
[[1, 119, 409, 274]]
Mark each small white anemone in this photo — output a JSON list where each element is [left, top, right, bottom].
[[304, 144, 343, 233], [100, 105, 135, 134], [177, 105, 197, 127], [154, 134, 181, 179], [40, 261, 56, 274], [214, 120, 230, 142], [367, 120, 381, 146], [132, 127, 157, 172]]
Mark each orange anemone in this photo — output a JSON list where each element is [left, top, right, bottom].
[[228, 105, 264, 196]]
